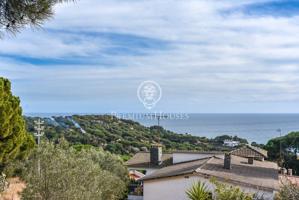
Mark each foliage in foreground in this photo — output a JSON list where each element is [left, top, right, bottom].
[[17, 140, 128, 200], [186, 181, 212, 200], [0, 77, 35, 167], [186, 180, 253, 200], [212, 180, 253, 200], [276, 180, 299, 200], [0, 0, 73, 36], [0, 173, 8, 193]]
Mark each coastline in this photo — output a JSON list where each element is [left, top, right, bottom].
[[24, 113, 299, 144]]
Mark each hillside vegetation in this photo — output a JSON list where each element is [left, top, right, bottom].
[[265, 131, 299, 174], [25, 115, 248, 156]]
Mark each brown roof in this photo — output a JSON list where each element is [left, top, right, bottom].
[[247, 145, 268, 158], [198, 155, 279, 191], [125, 152, 173, 168], [139, 157, 211, 181], [125, 151, 223, 168], [141, 155, 279, 191], [230, 145, 268, 159]]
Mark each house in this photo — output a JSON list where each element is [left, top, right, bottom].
[[223, 139, 240, 147], [126, 145, 279, 200], [230, 144, 268, 161], [125, 144, 173, 175], [125, 144, 223, 175]]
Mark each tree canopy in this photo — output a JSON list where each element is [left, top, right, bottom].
[[20, 140, 128, 200], [265, 131, 299, 174], [25, 115, 250, 156], [0, 77, 35, 166], [0, 0, 72, 36]]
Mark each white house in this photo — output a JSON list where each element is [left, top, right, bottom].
[[125, 145, 224, 175], [223, 139, 240, 147], [140, 154, 279, 200], [126, 145, 279, 200]]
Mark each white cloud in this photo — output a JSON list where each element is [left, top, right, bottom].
[[1, 0, 299, 113]]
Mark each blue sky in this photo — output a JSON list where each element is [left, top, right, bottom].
[[1, 0, 299, 113]]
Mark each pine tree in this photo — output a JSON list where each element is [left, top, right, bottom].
[[0, 0, 73, 36], [0, 77, 35, 166]]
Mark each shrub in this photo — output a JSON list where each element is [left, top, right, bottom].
[[20, 140, 128, 200], [276, 180, 299, 200], [186, 181, 212, 200], [0, 173, 8, 193], [212, 180, 253, 200], [186, 179, 255, 200]]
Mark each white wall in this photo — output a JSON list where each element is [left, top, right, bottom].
[[143, 175, 275, 200], [173, 153, 224, 164], [144, 175, 214, 200]]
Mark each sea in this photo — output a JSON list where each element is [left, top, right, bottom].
[[26, 113, 299, 144]]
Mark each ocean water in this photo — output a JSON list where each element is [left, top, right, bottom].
[[26, 113, 299, 144], [134, 114, 299, 144]]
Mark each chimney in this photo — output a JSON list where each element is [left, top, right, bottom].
[[224, 153, 231, 170], [248, 156, 254, 165], [281, 168, 287, 175], [150, 144, 162, 166], [288, 169, 293, 176]]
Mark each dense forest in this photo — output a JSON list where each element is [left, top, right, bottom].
[[25, 115, 248, 157]]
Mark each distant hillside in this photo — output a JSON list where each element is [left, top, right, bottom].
[[25, 115, 248, 155]]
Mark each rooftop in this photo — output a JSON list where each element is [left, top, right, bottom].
[[139, 157, 211, 181], [125, 151, 224, 168], [125, 152, 173, 168], [198, 155, 279, 191], [231, 145, 268, 159], [141, 155, 279, 191]]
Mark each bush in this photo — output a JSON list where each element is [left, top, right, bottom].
[[186, 181, 212, 200], [212, 180, 253, 200], [186, 179, 255, 200], [0, 173, 8, 193], [276, 180, 299, 200], [20, 140, 128, 200]]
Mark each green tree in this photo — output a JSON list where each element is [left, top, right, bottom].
[[21, 140, 128, 200], [0, 77, 35, 167], [186, 181, 212, 200], [265, 132, 299, 174], [0, 0, 73, 36]]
